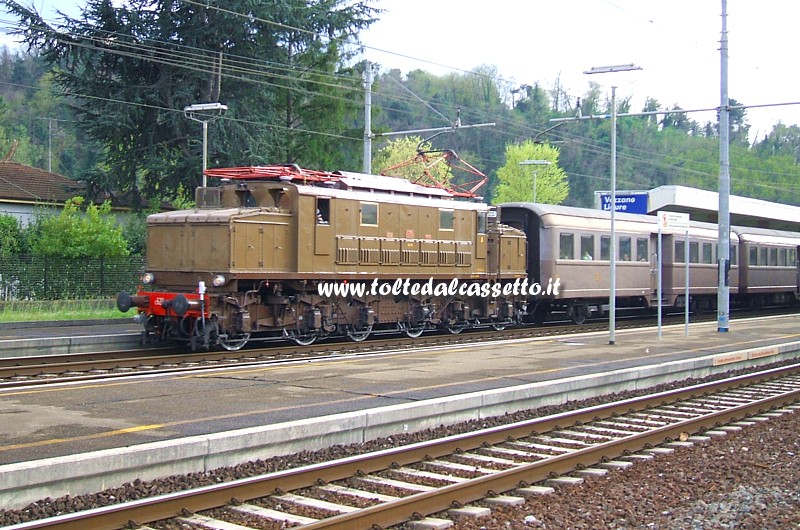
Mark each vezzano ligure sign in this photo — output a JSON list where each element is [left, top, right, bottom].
[[597, 191, 649, 214]]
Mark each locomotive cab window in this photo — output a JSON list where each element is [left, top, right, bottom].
[[439, 209, 455, 230], [580, 234, 594, 260], [559, 233, 575, 260], [360, 202, 378, 225], [477, 211, 487, 233], [316, 198, 330, 224]]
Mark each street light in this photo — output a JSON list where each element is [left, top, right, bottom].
[[519, 159, 551, 203], [184, 102, 228, 187], [584, 63, 642, 345]]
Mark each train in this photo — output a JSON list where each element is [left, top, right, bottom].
[[116, 164, 800, 350]]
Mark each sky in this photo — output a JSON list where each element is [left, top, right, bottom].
[[2, 1, 797, 142], [359, 0, 798, 142]]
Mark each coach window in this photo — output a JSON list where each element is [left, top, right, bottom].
[[702, 242, 713, 264], [636, 238, 648, 261], [749, 246, 758, 266], [769, 247, 778, 266], [580, 234, 594, 260], [600, 236, 611, 261], [360, 202, 378, 225], [689, 241, 699, 263], [619, 236, 631, 261], [439, 209, 454, 230], [675, 240, 685, 263], [759, 247, 768, 266], [789, 248, 797, 265], [730, 245, 737, 266], [559, 233, 575, 260]]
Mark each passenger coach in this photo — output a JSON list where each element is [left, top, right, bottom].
[[498, 203, 751, 322]]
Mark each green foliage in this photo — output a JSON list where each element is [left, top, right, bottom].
[[493, 141, 568, 205], [29, 197, 129, 258], [373, 136, 452, 183], [2, 0, 378, 207], [0, 214, 22, 255]]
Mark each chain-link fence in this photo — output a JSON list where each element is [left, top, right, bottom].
[[0, 255, 146, 301]]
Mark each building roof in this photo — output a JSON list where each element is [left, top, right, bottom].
[[0, 162, 83, 204]]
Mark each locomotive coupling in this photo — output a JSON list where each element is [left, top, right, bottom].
[[116, 291, 149, 312]]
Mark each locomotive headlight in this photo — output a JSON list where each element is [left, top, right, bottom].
[[212, 274, 227, 287], [141, 272, 155, 285]]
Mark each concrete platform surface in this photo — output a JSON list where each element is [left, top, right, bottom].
[[2, 314, 798, 463]]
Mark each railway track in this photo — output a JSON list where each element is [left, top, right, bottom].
[[8, 363, 800, 530], [0, 310, 768, 387]]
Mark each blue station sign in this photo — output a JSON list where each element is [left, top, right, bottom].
[[598, 192, 649, 214]]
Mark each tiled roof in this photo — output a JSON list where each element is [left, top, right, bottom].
[[0, 162, 83, 203]]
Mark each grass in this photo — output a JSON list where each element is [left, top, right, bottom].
[[0, 299, 132, 323]]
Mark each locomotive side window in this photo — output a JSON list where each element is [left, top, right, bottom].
[[702, 243, 713, 264], [636, 238, 648, 261], [600, 236, 610, 261], [439, 209, 455, 230], [675, 240, 685, 263], [580, 235, 594, 260], [689, 241, 699, 263], [559, 233, 575, 259], [316, 198, 330, 224], [360, 202, 378, 225], [477, 211, 487, 233], [619, 236, 631, 261]]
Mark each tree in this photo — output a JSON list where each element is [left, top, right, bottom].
[[29, 197, 129, 258], [493, 141, 568, 205], [373, 135, 451, 182], [2, 0, 378, 207], [0, 214, 23, 256]]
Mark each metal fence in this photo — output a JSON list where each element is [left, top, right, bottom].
[[0, 255, 146, 301]]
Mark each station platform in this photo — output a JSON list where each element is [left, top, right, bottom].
[[1, 313, 799, 508]]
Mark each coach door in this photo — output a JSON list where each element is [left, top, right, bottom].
[[650, 233, 674, 305]]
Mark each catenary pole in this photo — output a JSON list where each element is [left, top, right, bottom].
[[718, 0, 731, 332]]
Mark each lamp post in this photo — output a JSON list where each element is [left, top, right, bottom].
[[584, 64, 642, 345], [184, 102, 228, 188], [519, 159, 551, 203]]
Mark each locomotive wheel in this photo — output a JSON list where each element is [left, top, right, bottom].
[[490, 320, 507, 331], [400, 322, 425, 338], [219, 333, 251, 351], [346, 324, 373, 342], [445, 322, 468, 334], [287, 329, 318, 346]]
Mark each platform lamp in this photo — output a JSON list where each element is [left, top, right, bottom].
[[519, 159, 551, 204], [584, 64, 642, 345], [184, 102, 228, 188]]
